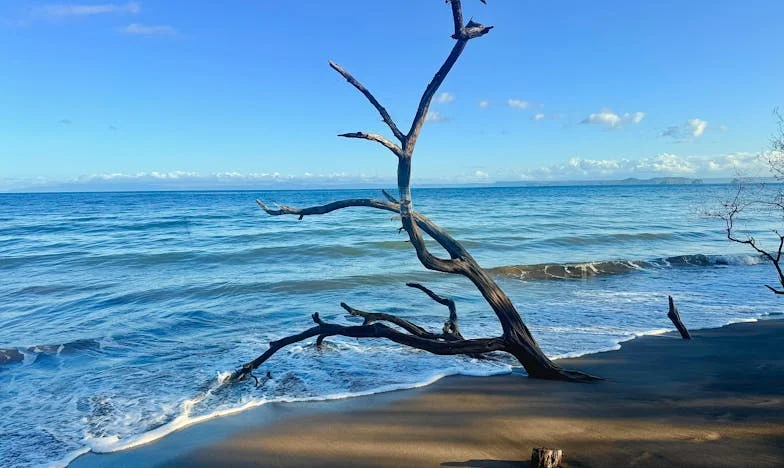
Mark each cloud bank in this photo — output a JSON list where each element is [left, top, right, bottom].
[[1, 171, 393, 192], [3, 152, 774, 192], [513, 152, 765, 180]]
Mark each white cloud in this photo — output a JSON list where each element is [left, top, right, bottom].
[[626, 112, 646, 124], [688, 118, 708, 137], [584, 110, 621, 127], [474, 170, 489, 179], [35, 1, 140, 17], [121, 23, 178, 36], [425, 111, 446, 123], [436, 92, 455, 104], [478, 100, 489, 108], [582, 109, 645, 128], [508, 99, 530, 109], [660, 118, 709, 140], [533, 113, 545, 121]]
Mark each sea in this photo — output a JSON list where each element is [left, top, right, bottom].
[[1, 185, 782, 467]]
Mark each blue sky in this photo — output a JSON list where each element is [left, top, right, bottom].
[[1, 0, 783, 191]]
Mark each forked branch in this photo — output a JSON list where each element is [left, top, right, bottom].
[[341, 302, 455, 341], [231, 312, 506, 383], [407, 282, 462, 338], [405, 3, 492, 152], [329, 61, 406, 144]]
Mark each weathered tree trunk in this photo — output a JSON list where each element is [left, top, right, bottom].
[[531, 448, 564, 468], [667, 295, 691, 340], [228, 0, 599, 384]]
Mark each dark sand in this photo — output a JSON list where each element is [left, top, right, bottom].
[[73, 319, 784, 467]]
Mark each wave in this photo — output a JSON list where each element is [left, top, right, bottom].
[[489, 253, 764, 281], [80, 364, 514, 459], [0, 338, 102, 366]]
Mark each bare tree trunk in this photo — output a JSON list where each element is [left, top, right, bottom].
[[229, 0, 599, 384]]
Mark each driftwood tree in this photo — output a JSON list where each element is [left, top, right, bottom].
[[230, 0, 598, 383], [714, 110, 784, 295]]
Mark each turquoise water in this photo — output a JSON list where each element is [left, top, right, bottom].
[[1, 185, 781, 467]]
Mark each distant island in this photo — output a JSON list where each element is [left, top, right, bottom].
[[492, 177, 704, 187]]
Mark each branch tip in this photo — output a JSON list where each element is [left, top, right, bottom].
[[329, 61, 405, 143]]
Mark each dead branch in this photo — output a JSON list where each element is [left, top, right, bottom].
[[718, 185, 784, 294], [231, 312, 507, 383], [256, 198, 398, 217], [256, 197, 468, 261], [406, 282, 463, 338], [381, 189, 398, 203], [338, 132, 405, 158], [667, 296, 691, 340], [710, 109, 784, 294], [329, 61, 406, 144], [340, 302, 443, 340], [405, 3, 491, 153]]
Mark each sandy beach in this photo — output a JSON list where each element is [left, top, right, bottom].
[[71, 318, 784, 467]]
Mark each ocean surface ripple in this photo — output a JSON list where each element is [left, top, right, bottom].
[[0, 186, 781, 467]]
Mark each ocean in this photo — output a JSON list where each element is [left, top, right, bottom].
[[1, 185, 781, 467]]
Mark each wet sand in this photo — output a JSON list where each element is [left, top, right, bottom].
[[73, 319, 784, 467]]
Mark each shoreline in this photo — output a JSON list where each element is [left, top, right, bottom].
[[64, 316, 754, 462], [71, 317, 784, 467]]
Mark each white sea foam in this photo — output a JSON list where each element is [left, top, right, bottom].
[[47, 447, 90, 468], [82, 365, 513, 456]]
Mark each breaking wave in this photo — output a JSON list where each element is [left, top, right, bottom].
[[0, 338, 102, 366], [489, 253, 764, 280]]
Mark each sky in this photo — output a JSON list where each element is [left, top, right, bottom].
[[1, 0, 783, 191]]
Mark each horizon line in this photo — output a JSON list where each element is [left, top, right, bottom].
[[0, 176, 758, 195]]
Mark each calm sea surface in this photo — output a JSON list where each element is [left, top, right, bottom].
[[1, 185, 781, 467]]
